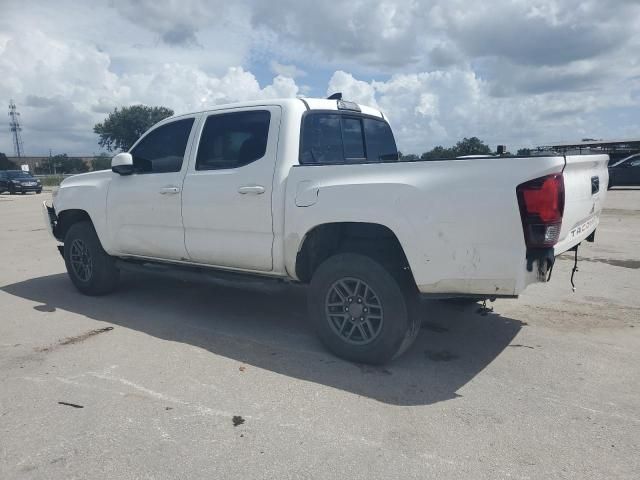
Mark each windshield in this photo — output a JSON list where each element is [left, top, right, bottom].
[[6, 171, 34, 179]]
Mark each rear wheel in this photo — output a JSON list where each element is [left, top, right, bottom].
[[63, 221, 119, 295], [308, 253, 420, 364]]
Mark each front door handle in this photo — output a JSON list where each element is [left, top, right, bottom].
[[159, 186, 180, 195], [238, 185, 265, 195]]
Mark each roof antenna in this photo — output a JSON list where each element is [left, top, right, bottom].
[[327, 92, 342, 100]]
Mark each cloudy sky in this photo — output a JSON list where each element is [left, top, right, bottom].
[[1, 0, 639, 156]]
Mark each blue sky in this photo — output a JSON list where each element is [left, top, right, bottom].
[[1, 0, 639, 156]]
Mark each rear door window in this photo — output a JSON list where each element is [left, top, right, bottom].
[[196, 110, 271, 170]]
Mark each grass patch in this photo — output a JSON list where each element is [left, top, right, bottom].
[[39, 176, 65, 186]]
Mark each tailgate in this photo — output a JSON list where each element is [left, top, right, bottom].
[[554, 154, 609, 255]]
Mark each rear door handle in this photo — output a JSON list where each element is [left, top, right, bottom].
[[238, 185, 265, 195], [159, 186, 180, 195]]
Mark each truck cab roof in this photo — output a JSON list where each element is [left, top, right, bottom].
[[170, 97, 384, 122]]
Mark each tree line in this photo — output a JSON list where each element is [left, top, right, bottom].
[[0, 152, 111, 174], [400, 137, 533, 161]]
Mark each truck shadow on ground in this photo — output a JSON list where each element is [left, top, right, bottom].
[[2, 272, 525, 406]]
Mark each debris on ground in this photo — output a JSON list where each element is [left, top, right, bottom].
[[58, 402, 84, 409], [232, 416, 245, 427]]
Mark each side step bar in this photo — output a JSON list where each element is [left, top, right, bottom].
[[114, 259, 290, 289]]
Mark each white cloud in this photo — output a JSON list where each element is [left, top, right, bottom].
[[269, 61, 306, 79], [1, 0, 639, 156], [327, 71, 379, 108], [0, 28, 298, 154]]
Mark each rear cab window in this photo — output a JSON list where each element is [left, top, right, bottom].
[[300, 112, 398, 165]]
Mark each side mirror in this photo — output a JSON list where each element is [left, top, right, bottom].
[[112, 153, 134, 175]]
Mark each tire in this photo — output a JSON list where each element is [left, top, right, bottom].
[[36, 189, 42, 194], [63, 221, 119, 296], [308, 253, 420, 364]]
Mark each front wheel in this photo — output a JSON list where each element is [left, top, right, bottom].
[[308, 253, 420, 364], [63, 221, 119, 295]]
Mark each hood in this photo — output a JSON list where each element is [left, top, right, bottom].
[[59, 169, 113, 188]]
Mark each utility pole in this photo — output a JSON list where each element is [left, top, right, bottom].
[[8, 100, 25, 158]]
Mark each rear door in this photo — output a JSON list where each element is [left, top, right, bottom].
[[181, 106, 281, 271], [554, 154, 609, 254]]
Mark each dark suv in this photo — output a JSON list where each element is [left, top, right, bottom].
[[0, 170, 42, 194]]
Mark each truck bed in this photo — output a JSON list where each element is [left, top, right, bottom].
[[285, 154, 608, 296]]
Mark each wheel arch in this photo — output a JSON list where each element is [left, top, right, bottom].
[[54, 209, 93, 242], [293, 221, 414, 285]]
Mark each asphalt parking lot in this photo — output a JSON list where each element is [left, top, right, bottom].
[[1, 190, 638, 479]]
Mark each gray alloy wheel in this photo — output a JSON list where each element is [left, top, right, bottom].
[[325, 277, 384, 345], [69, 238, 94, 283], [308, 253, 420, 364]]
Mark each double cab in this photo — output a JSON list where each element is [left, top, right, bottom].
[[44, 97, 608, 363]]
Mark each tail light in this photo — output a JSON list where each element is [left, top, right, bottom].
[[516, 174, 564, 248]]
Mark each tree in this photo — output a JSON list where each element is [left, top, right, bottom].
[[0, 152, 16, 170], [517, 148, 532, 156], [92, 153, 112, 171], [418, 137, 492, 160], [40, 154, 89, 174], [420, 145, 456, 160], [94, 105, 174, 152], [399, 152, 419, 161], [452, 137, 492, 157]]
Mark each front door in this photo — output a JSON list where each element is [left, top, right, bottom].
[[106, 116, 198, 260], [181, 106, 281, 271]]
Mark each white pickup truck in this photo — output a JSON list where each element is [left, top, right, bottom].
[[44, 96, 608, 363]]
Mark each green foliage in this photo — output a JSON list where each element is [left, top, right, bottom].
[[94, 105, 174, 152], [451, 137, 492, 156], [40, 175, 65, 186], [409, 137, 493, 161], [34, 154, 89, 174], [420, 145, 457, 160], [91, 153, 112, 171], [0, 152, 16, 170], [517, 148, 532, 156]]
